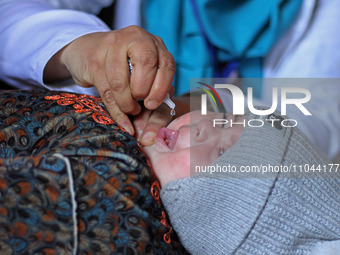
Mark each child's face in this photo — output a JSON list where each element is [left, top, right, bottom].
[[143, 111, 245, 187]]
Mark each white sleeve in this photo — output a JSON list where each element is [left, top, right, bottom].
[[0, 0, 110, 95], [263, 0, 340, 159], [43, 0, 113, 15]]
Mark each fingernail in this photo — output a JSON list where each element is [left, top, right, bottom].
[[121, 124, 133, 135], [137, 128, 143, 136], [141, 131, 156, 145], [146, 100, 159, 110]]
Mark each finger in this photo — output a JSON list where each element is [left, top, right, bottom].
[[104, 43, 141, 116], [133, 108, 152, 140], [169, 85, 175, 97], [139, 122, 163, 147], [139, 104, 173, 146], [96, 79, 135, 135], [144, 40, 175, 110], [128, 39, 159, 101]]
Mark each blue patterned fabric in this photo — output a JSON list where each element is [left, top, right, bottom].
[[0, 90, 188, 254]]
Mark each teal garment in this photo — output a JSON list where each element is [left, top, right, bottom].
[[142, 0, 302, 96]]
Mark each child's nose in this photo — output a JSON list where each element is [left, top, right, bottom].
[[192, 119, 214, 143]]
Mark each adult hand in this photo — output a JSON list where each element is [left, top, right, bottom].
[[134, 96, 190, 147], [44, 26, 175, 135], [134, 103, 173, 146]]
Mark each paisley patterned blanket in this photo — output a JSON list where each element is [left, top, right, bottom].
[[0, 90, 187, 255]]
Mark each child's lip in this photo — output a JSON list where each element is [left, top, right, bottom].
[[156, 127, 179, 150]]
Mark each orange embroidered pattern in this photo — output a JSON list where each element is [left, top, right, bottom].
[[151, 181, 173, 244], [45, 93, 114, 125]]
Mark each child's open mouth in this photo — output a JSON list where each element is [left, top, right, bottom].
[[157, 127, 179, 150]]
